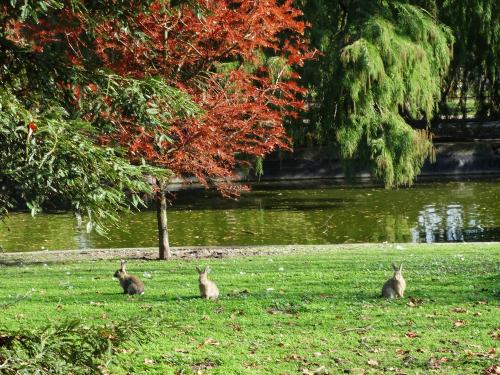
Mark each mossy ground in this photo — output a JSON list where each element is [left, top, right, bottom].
[[1, 243, 499, 374]]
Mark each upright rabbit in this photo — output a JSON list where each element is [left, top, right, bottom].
[[381, 263, 406, 298], [114, 260, 144, 295], [196, 266, 219, 300]]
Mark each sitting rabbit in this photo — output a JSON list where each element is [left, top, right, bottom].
[[114, 260, 144, 295], [196, 266, 219, 300], [381, 263, 406, 298]]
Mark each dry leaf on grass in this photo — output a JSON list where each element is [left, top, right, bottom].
[[396, 349, 410, 356], [231, 323, 242, 332], [427, 357, 450, 369], [491, 329, 500, 340], [405, 331, 418, 339], [483, 365, 500, 375], [198, 337, 220, 347], [407, 297, 424, 308], [451, 307, 468, 313]]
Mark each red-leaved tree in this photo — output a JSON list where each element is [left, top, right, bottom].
[[18, 0, 312, 258]]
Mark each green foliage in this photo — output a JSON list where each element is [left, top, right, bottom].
[[0, 318, 150, 374], [0, 87, 169, 234], [81, 72, 201, 142], [300, 0, 453, 186], [0, 3, 200, 233]]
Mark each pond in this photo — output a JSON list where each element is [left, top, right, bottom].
[[1, 180, 499, 252]]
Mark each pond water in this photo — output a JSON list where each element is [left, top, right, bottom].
[[1, 180, 499, 252]]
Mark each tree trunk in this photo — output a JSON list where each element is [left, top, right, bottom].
[[156, 181, 170, 260]]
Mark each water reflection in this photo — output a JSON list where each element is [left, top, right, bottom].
[[0, 180, 499, 252], [412, 201, 492, 243]]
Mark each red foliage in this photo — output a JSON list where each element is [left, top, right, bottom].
[[14, 0, 313, 195]]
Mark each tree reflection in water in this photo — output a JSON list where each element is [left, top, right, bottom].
[[0, 181, 499, 252]]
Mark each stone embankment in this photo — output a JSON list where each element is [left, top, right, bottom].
[[242, 120, 500, 183]]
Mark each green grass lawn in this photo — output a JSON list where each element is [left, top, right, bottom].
[[1, 243, 499, 374]]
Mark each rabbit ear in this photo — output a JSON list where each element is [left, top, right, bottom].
[[392, 263, 398, 271], [196, 266, 202, 274], [204, 266, 210, 274], [399, 263, 403, 271], [120, 260, 127, 272]]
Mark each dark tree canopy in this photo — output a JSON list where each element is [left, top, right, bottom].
[[434, 0, 499, 118]]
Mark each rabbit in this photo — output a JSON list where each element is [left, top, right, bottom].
[[113, 260, 144, 295], [196, 266, 219, 300], [381, 263, 406, 298]]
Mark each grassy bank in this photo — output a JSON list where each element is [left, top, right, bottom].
[[0, 243, 499, 374]]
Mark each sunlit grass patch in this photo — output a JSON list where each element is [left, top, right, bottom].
[[0, 243, 498, 374]]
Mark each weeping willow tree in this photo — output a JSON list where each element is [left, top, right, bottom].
[[298, 0, 454, 186]]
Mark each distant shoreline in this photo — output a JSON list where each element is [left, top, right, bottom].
[[2, 242, 499, 264]]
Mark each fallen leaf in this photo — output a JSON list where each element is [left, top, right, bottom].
[[405, 331, 418, 339], [230, 309, 245, 319], [202, 337, 220, 346], [174, 348, 189, 353], [427, 357, 444, 369], [454, 320, 466, 327], [407, 297, 424, 308], [144, 358, 155, 365], [491, 329, 500, 340], [451, 307, 468, 313], [482, 364, 500, 374], [116, 348, 132, 354], [313, 352, 322, 357], [396, 349, 410, 356], [97, 365, 111, 375], [474, 312, 482, 317], [191, 360, 217, 373], [464, 349, 474, 357], [367, 359, 379, 367]]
